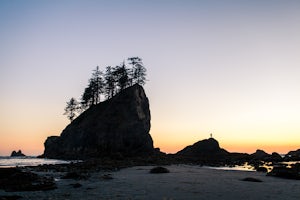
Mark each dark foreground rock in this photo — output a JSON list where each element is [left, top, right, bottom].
[[44, 84, 154, 160], [150, 166, 170, 173], [241, 177, 263, 182], [0, 195, 22, 200], [0, 168, 56, 192], [10, 150, 25, 157], [267, 163, 300, 180]]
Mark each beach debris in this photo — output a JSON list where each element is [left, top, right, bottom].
[[241, 177, 263, 182], [0, 168, 56, 192], [150, 166, 170, 174]]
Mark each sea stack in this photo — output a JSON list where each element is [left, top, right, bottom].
[[43, 84, 154, 159], [10, 150, 26, 157]]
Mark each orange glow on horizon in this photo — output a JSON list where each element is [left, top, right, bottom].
[[0, 134, 299, 156], [156, 143, 300, 155]]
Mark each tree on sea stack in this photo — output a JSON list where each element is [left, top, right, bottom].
[[113, 62, 130, 92], [128, 57, 147, 85], [91, 66, 104, 104], [64, 97, 79, 122], [81, 66, 105, 109], [104, 66, 115, 99], [64, 57, 147, 120]]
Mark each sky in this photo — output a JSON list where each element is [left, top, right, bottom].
[[1, 0, 300, 156]]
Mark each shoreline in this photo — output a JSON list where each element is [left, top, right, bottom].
[[1, 164, 300, 200]]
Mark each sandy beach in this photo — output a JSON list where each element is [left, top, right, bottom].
[[1, 165, 299, 200]]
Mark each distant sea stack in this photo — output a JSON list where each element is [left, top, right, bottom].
[[43, 84, 154, 159], [10, 150, 26, 157], [176, 138, 229, 161]]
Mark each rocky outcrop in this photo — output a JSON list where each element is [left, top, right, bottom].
[[284, 149, 300, 161], [176, 138, 229, 161], [250, 150, 282, 162], [269, 152, 283, 162], [10, 150, 25, 157], [250, 150, 269, 160], [44, 84, 154, 159]]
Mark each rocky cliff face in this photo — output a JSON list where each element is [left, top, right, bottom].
[[44, 84, 154, 159]]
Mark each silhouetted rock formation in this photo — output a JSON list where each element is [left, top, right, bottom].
[[43, 84, 154, 159], [176, 138, 229, 161], [250, 150, 282, 162], [269, 152, 283, 162], [10, 150, 25, 157], [284, 149, 300, 161], [250, 149, 269, 160]]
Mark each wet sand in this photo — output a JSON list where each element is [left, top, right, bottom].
[[1, 165, 299, 199]]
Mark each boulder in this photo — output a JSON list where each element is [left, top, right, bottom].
[[10, 150, 25, 157], [176, 138, 229, 161], [150, 166, 170, 174], [256, 167, 268, 173], [44, 84, 154, 159]]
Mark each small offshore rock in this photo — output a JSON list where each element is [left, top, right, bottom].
[[150, 166, 170, 174], [10, 150, 25, 157]]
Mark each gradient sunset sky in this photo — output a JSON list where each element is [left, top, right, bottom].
[[1, 0, 300, 156]]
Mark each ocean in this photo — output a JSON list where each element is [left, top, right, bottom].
[[0, 156, 73, 168]]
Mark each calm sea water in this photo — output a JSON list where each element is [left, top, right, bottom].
[[0, 156, 73, 168]]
